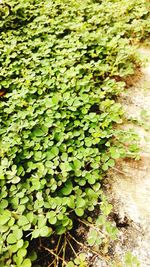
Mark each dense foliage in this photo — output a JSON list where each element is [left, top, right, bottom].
[[0, 0, 149, 266]]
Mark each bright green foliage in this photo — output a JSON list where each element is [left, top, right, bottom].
[[124, 252, 140, 267], [0, 0, 149, 265], [67, 253, 88, 267], [111, 252, 140, 267], [87, 195, 118, 249]]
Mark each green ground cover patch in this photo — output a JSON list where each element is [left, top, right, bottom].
[[0, 0, 149, 265]]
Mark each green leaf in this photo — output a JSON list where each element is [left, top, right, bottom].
[[33, 127, 45, 137], [73, 159, 82, 170], [75, 208, 84, 217], [12, 176, 21, 184], [102, 163, 108, 171], [32, 229, 40, 239], [37, 216, 47, 228], [56, 226, 66, 235], [1, 225, 9, 233], [66, 261, 75, 267], [87, 174, 96, 185], [22, 259, 32, 267], [101, 203, 112, 216], [9, 244, 19, 253], [28, 251, 37, 261], [18, 216, 29, 226], [46, 147, 59, 160], [8, 217, 15, 227], [78, 179, 86, 186], [13, 228, 23, 240], [68, 196, 75, 209], [17, 165, 24, 176], [52, 95, 59, 105], [78, 253, 86, 261], [48, 216, 57, 225], [87, 229, 98, 246], [57, 212, 64, 220], [60, 162, 72, 172], [26, 212, 34, 223], [0, 199, 8, 209], [0, 214, 10, 225], [34, 151, 42, 161], [40, 226, 52, 237], [16, 239, 24, 249], [7, 233, 17, 244], [61, 181, 73, 196], [107, 159, 115, 167], [17, 248, 27, 258], [110, 147, 120, 159], [76, 197, 86, 208]]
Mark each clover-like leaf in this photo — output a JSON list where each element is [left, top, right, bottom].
[[18, 216, 29, 226], [40, 226, 52, 237], [61, 181, 73, 196], [60, 162, 72, 172], [22, 258, 32, 267], [0, 0, 148, 265], [75, 208, 84, 217], [7, 233, 17, 244]]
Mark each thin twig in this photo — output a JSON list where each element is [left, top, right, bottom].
[[68, 233, 110, 263], [111, 166, 138, 177], [55, 235, 62, 253], [111, 166, 129, 176], [77, 218, 105, 238], [62, 234, 67, 267], [67, 237, 78, 257], [48, 243, 64, 267], [41, 245, 67, 265]]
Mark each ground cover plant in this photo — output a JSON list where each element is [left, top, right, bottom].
[[0, 0, 149, 266]]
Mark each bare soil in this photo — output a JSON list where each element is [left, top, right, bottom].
[[102, 47, 150, 267]]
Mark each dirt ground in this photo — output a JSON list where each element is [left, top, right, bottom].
[[102, 47, 150, 267]]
